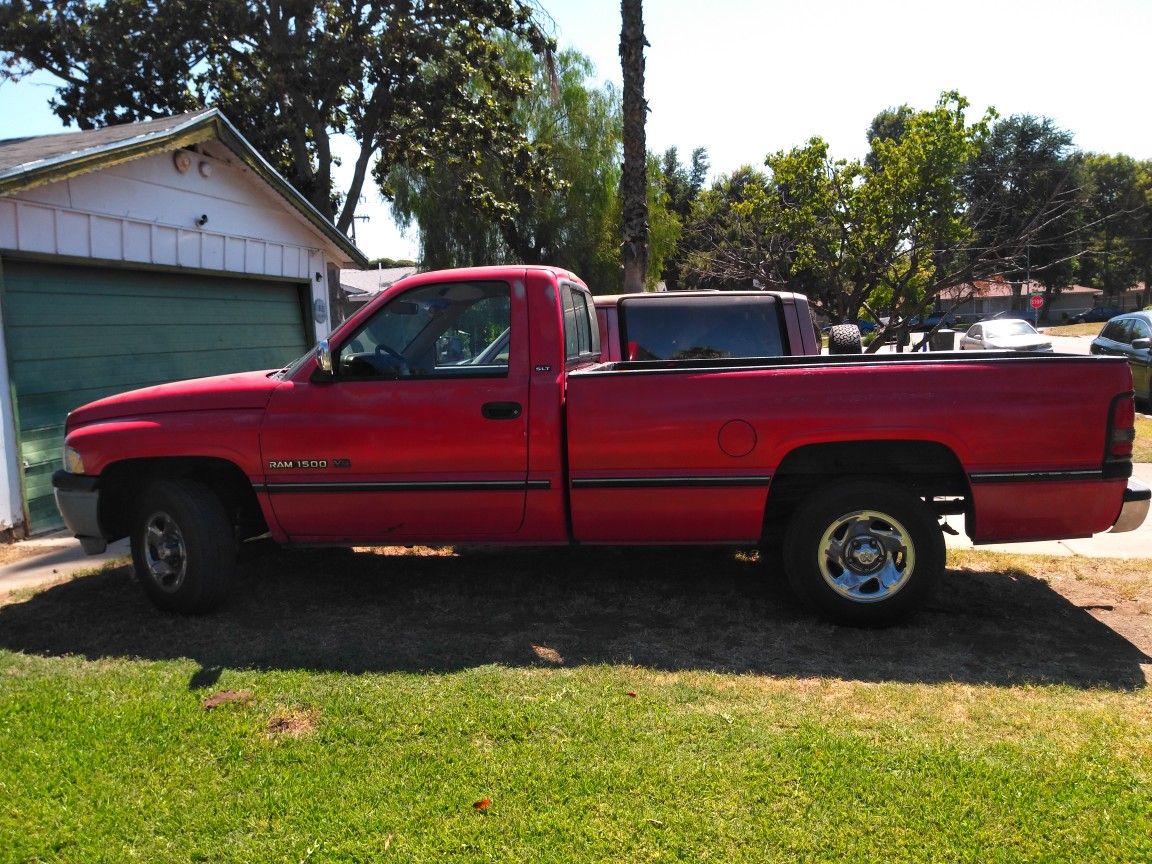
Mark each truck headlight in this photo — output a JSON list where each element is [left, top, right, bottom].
[[63, 446, 85, 474]]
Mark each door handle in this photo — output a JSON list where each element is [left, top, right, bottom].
[[482, 401, 522, 420]]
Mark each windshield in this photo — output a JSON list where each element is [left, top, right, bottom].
[[985, 321, 1037, 338]]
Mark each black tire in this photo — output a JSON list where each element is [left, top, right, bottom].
[[827, 324, 863, 355], [782, 481, 943, 626], [130, 479, 237, 614]]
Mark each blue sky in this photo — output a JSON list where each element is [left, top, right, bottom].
[[2, 0, 1150, 260]]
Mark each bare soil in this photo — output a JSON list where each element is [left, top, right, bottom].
[[1, 545, 1148, 690], [0, 543, 53, 568]]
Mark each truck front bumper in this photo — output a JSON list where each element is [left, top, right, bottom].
[[1110, 478, 1151, 533], [52, 470, 108, 554]]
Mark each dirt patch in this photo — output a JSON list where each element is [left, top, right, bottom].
[[202, 690, 254, 710], [949, 550, 1151, 660], [0, 546, 1148, 689], [0, 543, 54, 568], [265, 706, 319, 739]]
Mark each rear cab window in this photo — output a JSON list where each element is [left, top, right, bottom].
[[618, 294, 786, 361]]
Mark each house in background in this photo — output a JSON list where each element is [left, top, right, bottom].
[[941, 277, 1147, 323], [335, 265, 418, 325], [0, 109, 368, 537]]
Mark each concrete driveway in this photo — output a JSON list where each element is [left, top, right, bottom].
[[943, 462, 1152, 558], [0, 534, 129, 595], [2, 463, 1149, 600]]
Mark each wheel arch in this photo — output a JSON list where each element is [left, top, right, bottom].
[[99, 456, 266, 543], [762, 439, 970, 541]]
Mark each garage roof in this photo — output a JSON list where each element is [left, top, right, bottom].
[[0, 108, 367, 267]]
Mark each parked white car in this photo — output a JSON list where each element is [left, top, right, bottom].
[[958, 319, 1053, 352]]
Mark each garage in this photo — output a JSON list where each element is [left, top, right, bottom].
[[0, 109, 368, 538], [3, 260, 311, 530]]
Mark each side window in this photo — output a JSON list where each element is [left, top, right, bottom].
[[970, 325, 982, 339], [337, 281, 511, 379], [562, 284, 600, 364], [1131, 319, 1151, 342], [1102, 320, 1129, 342]]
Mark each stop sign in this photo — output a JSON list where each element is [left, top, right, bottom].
[[1029, 294, 1044, 310]]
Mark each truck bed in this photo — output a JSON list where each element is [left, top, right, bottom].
[[565, 351, 1133, 545]]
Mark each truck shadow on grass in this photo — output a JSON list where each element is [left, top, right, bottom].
[[1, 546, 1147, 690]]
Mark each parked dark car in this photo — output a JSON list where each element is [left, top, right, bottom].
[[821, 318, 878, 335], [1090, 311, 1152, 404], [1073, 307, 1124, 324]]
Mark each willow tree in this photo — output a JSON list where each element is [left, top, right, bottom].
[[386, 43, 624, 290]]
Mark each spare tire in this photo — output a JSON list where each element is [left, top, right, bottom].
[[828, 324, 863, 355]]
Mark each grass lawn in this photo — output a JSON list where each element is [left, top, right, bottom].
[[1040, 322, 1105, 338], [1136, 414, 1152, 463], [2, 546, 1149, 863]]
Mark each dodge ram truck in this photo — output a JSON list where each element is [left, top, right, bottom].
[[53, 265, 1149, 625]]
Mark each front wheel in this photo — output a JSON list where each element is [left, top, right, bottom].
[[783, 481, 943, 626], [130, 479, 237, 614]]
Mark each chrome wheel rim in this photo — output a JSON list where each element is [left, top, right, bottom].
[[817, 509, 915, 603], [142, 510, 188, 593]]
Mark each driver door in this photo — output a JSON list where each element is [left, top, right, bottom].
[[261, 278, 530, 542]]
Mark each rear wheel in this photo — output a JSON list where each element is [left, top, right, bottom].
[[131, 479, 236, 613], [783, 481, 942, 625]]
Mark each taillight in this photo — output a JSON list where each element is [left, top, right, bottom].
[[1107, 393, 1136, 462]]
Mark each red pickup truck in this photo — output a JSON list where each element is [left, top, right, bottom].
[[53, 265, 1148, 625]]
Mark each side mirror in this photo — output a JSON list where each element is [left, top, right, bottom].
[[1132, 338, 1151, 351], [316, 339, 334, 375]]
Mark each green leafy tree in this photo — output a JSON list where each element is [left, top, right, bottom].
[[850, 94, 989, 331], [965, 115, 1082, 318], [660, 146, 709, 219], [658, 146, 708, 289], [1079, 154, 1150, 306], [682, 94, 1096, 347], [680, 165, 776, 291], [684, 94, 996, 347], [681, 144, 858, 303], [386, 42, 624, 290], [863, 105, 913, 171], [1135, 161, 1152, 307], [0, 0, 555, 235]]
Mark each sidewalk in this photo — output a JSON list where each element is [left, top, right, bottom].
[[943, 462, 1152, 559], [0, 533, 129, 595], [2, 466, 1149, 596]]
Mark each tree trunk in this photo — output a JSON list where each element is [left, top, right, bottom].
[[619, 0, 648, 292]]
